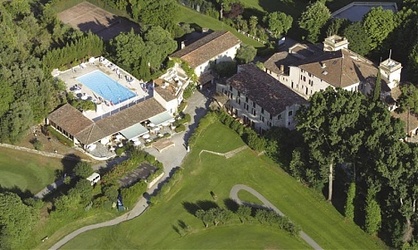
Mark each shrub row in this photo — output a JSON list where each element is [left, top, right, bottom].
[[149, 167, 183, 205], [188, 111, 218, 147], [217, 110, 266, 151], [120, 181, 147, 208]]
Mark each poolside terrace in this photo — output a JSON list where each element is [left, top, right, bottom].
[[54, 57, 150, 121]]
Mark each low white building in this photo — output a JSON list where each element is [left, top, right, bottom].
[[217, 64, 308, 133], [170, 30, 241, 83]]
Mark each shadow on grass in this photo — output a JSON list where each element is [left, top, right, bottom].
[[0, 185, 33, 199], [223, 198, 239, 212], [182, 200, 219, 216]]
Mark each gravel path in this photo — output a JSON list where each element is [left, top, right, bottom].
[[230, 184, 323, 250]]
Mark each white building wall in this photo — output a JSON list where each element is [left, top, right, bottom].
[[153, 90, 179, 115], [193, 44, 241, 77], [221, 84, 302, 132], [288, 66, 331, 98]]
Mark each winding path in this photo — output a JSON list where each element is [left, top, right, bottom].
[[230, 184, 323, 250]]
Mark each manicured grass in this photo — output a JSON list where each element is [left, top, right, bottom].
[[177, 5, 264, 48], [60, 121, 386, 249], [0, 147, 67, 194], [238, 189, 264, 205]]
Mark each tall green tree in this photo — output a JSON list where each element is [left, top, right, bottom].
[[139, 0, 179, 31], [296, 87, 364, 201], [298, 0, 330, 43], [0, 192, 36, 249], [235, 44, 256, 64], [373, 71, 382, 101], [143, 26, 177, 71], [362, 6, 396, 51], [262, 11, 293, 38], [398, 83, 418, 134], [344, 182, 356, 221], [73, 162, 94, 179], [343, 22, 372, 56]]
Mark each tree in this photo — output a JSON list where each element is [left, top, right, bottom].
[[363, 7, 396, 51], [236, 205, 252, 223], [364, 184, 382, 235], [373, 71, 382, 101], [71, 179, 94, 203], [103, 185, 119, 202], [235, 44, 256, 64], [0, 192, 36, 249], [344, 182, 356, 221], [109, 30, 145, 77], [139, 0, 179, 30], [298, 1, 331, 43], [325, 18, 350, 37], [296, 88, 364, 201], [248, 16, 258, 36], [1, 101, 34, 143], [73, 161, 94, 178], [143, 26, 177, 71], [398, 83, 418, 135], [343, 22, 372, 56], [262, 11, 293, 38]]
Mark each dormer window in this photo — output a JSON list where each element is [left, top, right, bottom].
[[320, 62, 326, 68]]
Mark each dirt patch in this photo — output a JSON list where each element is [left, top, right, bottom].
[[152, 139, 175, 152], [15, 125, 90, 161], [57, 1, 140, 40]]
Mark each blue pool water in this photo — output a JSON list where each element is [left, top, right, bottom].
[[77, 70, 135, 104]]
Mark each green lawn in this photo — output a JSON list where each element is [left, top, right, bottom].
[[0, 148, 67, 194], [238, 189, 264, 205], [60, 121, 386, 249], [177, 5, 264, 48]]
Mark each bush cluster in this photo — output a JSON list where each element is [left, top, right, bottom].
[[149, 167, 183, 205], [188, 111, 218, 147]]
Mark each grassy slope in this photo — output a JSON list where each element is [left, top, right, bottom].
[[0, 148, 64, 194], [177, 5, 264, 48], [61, 121, 386, 249]]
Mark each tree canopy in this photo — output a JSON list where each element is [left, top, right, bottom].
[[362, 7, 396, 51], [235, 44, 256, 64], [343, 22, 372, 56], [298, 1, 330, 43], [262, 11, 293, 38], [0, 192, 36, 249]]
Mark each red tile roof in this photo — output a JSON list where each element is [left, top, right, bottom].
[[170, 31, 241, 68]]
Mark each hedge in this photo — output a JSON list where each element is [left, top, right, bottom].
[[47, 126, 74, 147]]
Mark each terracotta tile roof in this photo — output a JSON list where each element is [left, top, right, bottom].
[[391, 111, 418, 134], [227, 64, 307, 116], [298, 49, 379, 88], [264, 51, 300, 74], [154, 79, 178, 102], [47, 104, 94, 135], [48, 98, 166, 145], [170, 31, 241, 68]]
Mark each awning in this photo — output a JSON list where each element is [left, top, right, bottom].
[[119, 123, 148, 140], [148, 111, 174, 126]]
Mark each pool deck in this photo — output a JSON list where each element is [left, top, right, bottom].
[[332, 2, 397, 22], [54, 58, 149, 121]]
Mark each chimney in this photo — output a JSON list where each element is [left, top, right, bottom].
[[280, 65, 284, 73], [320, 62, 326, 68], [180, 41, 185, 49]]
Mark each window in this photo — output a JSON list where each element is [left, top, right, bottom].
[[270, 113, 273, 120], [229, 85, 232, 91], [245, 97, 248, 103], [244, 103, 248, 111], [252, 109, 256, 115], [238, 91, 240, 97], [308, 73, 312, 77], [252, 101, 256, 108], [300, 75, 303, 80], [303, 76, 306, 81], [238, 99, 241, 105], [260, 115, 265, 122], [288, 111, 293, 116], [278, 114, 282, 119], [267, 121, 272, 127], [261, 108, 264, 114]]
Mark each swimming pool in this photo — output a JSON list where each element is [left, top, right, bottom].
[[77, 70, 136, 104]]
